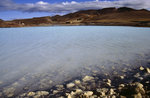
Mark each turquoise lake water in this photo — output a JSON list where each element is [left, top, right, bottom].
[[0, 26, 150, 91]]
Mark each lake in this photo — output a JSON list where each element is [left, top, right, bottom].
[[0, 26, 150, 95]]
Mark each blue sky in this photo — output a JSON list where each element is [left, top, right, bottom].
[[0, 0, 150, 20]]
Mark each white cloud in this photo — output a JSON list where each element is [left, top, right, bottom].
[[36, 1, 49, 5], [0, 0, 150, 13]]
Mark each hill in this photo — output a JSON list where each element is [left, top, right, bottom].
[[0, 7, 150, 27]]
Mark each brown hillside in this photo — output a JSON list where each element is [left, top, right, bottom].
[[0, 7, 150, 27], [12, 16, 52, 26]]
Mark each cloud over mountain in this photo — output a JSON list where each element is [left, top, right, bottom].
[[0, 0, 150, 13]]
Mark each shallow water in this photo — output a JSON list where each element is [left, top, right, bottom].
[[0, 26, 150, 92]]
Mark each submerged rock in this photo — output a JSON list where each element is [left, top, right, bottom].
[[74, 80, 81, 85], [36, 91, 49, 96], [3, 87, 15, 98], [139, 66, 144, 71], [82, 76, 94, 82], [53, 90, 59, 94], [83, 91, 93, 97], [27, 92, 36, 96], [146, 68, 150, 73], [120, 76, 125, 79], [75, 89, 83, 94], [120, 82, 145, 97], [132, 93, 142, 98], [67, 83, 75, 88]]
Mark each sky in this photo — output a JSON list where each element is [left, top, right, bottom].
[[0, 0, 150, 20]]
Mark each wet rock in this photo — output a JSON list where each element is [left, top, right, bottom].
[[53, 90, 59, 94], [145, 81, 149, 84], [119, 84, 125, 88], [139, 66, 144, 71], [67, 83, 75, 88], [84, 91, 93, 97], [59, 96, 65, 98], [109, 88, 115, 95], [27, 92, 36, 96], [134, 73, 140, 78], [74, 80, 81, 85], [120, 82, 145, 97], [118, 84, 125, 91], [96, 88, 108, 97], [120, 95, 126, 98], [112, 95, 116, 98], [138, 77, 143, 80], [75, 89, 83, 94], [132, 93, 142, 98], [134, 82, 145, 94], [19, 93, 27, 97], [82, 76, 94, 82], [33, 95, 41, 98], [104, 79, 111, 86], [120, 76, 125, 79], [146, 68, 150, 73], [56, 85, 64, 91], [106, 79, 111, 84], [36, 91, 49, 96], [3, 87, 15, 97], [56, 85, 64, 88]]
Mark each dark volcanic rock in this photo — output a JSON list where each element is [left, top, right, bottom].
[[98, 7, 117, 14], [117, 7, 136, 12]]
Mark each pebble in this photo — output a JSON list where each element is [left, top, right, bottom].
[[120, 76, 124, 79], [67, 83, 75, 88], [82, 76, 94, 82], [139, 66, 144, 71], [53, 90, 59, 94]]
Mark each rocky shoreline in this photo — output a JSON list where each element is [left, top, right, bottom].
[[14, 66, 150, 98], [0, 54, 150, 98], [12, 62, 149, 98]]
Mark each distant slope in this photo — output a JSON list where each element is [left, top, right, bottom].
[[52, 7, 150, 26], [0, 7, 150, 27], [0, 16, 52, 27]]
